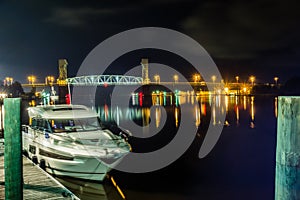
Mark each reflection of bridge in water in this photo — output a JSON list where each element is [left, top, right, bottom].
[[97, 94, 261, 130]]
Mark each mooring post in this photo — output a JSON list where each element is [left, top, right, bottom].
[[4, 98, 23, 199], [276, 96, 300, 200]]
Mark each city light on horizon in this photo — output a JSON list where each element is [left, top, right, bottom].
[[249, 76, 255, 86], [27, 75, 36, 85], [173, 74, 179, 83], [274, 76, 279, 85]]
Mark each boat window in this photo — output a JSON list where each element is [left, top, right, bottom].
[[43, 120, 52, 132], [31, 118, 37, 128], [30, 118, 51, 132], [49, 117, 102, 133]]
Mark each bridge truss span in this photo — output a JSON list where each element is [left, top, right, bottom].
[[67, 75, 143, 86]]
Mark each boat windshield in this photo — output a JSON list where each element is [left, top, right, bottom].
[[49, 117, 102, 133]]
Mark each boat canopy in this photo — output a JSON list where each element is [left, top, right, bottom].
[[28, 104, 98, 119]]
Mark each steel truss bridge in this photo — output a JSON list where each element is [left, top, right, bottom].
[[21, 74, 255, 90], [66, 75, 143, 86]]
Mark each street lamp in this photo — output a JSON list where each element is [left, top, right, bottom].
[[154, 75, 160, 84], [46, 76, 55, 85], [211, 75, 216, 83], [193, 74, 201, 82], [249, 76, 255, 86], [5, 77, 13, 85], [235, 76, 240, 95], [235, 76, 239, 83], [274, 76, 279, 85], [28, 75, 36, 85], [211, 75, 216, 93], [173, 74, 179, 83]]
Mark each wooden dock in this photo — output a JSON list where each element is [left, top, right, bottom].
[[0, 155, 79, 200]]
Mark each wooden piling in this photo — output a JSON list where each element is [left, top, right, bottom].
[[276, 96, 300, 200], [4, 98, 22, 199]]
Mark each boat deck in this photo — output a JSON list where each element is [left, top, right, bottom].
[[0, 155, 79, 200]]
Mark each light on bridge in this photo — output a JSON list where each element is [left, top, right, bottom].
[[224, 87, 229, 94], [45, 76, 55, 85], [28, 75, 36, 85], [154, 75, 160, 84], [274, 76, 279, 85], [193, 74, 201, 82], [211, 75, 216, 83], [235, 76, 239, 83], [173, 74, 179, 83], [5, 77, 13, 86], [249, 76, 255, 86]]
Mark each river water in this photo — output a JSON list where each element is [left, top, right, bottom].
[[2, 92, 277, 200], [67, 93, 277, 200]]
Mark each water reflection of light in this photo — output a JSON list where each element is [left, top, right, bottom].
[[243, 96, 247, 110], [275, 97, 278, 118], [175, 107, 179, 127], [132, 93, 137, 105], [175, 95, 179, 106], [142, 108, 150, 127], [201, 103, 206, 116], [225, 95, 229, 112], [97, 92, 262, 131], [250, 96, 255, 128], [216, 95, 221, 108], [195, 105, 201, 127], [191, 93, 194, 105], [179, 96, 185, 105], [104, 104, 109, 121], [212, 103, 216, 125], [159, 93, 163, 106], [139, 92, 143, 106], [236, 105, 239, 124], [251, 96, 255, 121], [155, 107, 161, 128]]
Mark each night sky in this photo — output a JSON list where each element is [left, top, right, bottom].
[[0, 0, 299, 84]]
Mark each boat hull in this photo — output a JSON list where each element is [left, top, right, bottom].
[[22, 126, 129, 182]]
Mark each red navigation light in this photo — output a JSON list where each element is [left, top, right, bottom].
[[65, 94, 71, 104], [139, 92, 143, 106]]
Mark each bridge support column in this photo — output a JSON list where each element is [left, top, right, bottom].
[[141, 58, 150, 85], [57, 59, 68, 104]]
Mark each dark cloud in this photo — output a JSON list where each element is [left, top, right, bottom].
[[182, 0, 300, 60], [44, 7, 116, 27]]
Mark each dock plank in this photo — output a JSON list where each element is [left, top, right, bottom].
[[0, 155, 79, 200]]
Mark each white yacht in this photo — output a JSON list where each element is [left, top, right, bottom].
[[22, 104, 131, 181]]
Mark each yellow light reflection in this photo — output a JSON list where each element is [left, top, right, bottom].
[[175, 107, 179, 127], [212, 104, 216, 125], [142, 108, 150, 127], [155, 107, 161, 128], [195, 105, 201, 127], [236, 106, 239, 124], [250, 96, 255, 128], [191, 94, 194, 105], [243, 95, 247, 110], [225, 95, 229, 112], [251, 96, 255, 121]]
